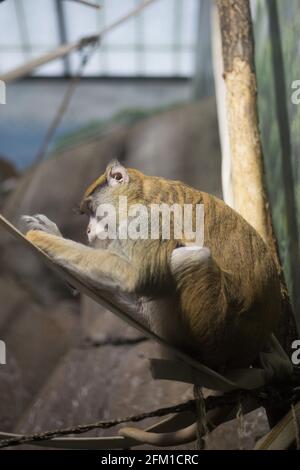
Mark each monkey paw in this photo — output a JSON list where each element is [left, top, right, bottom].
[[21, 214, 62, 237], [170, 245, 211, 273]]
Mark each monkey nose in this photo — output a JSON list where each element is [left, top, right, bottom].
[[87, 226, 91, 234]]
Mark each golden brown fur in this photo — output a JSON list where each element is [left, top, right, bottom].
[[24, 161, 281, 370]]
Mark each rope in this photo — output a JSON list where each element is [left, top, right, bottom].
[[193, 385, 208, 450], [31, 0, 158, 163], [34, 43, 98, 163], [0, 400, 195, 449], [0, 392, 247, 449], [0, 384, 299, 448], [236, 401, 245, 450]]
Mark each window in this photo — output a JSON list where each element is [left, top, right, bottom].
[[0, 0, 199, 77]]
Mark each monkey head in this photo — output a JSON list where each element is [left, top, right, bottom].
[[79, 160, 146, 246]]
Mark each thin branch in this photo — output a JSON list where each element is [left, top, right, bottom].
[[0, 0, 158, 82], [34, 45, 94, 163], [64, 0, 101, 9], [0, 214, 239, 390]]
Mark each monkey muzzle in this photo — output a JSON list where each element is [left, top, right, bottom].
[[86, 217, 97, 244]]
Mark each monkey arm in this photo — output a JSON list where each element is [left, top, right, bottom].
[[26, 230, 138, 293]]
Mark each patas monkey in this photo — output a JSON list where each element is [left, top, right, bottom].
[[22, 160, 281, 370]]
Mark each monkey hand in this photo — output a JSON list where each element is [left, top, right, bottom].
[[21, 214, 62, 237]]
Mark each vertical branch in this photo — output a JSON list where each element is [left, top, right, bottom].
[[216, 0, 268, 240], [215, 0, 298, 352], [211, 3, 234, 206]]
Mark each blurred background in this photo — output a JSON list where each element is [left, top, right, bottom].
[[0, 0, 299, 449], [0, 0, 213, 170]]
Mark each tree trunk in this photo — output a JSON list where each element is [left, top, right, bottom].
[[211, 2, 234, 207], [215, 0, 298, 355]]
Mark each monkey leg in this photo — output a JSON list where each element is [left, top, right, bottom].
[[170, 246, 230, 365], [170, 246, 228, 321], [26, 230, 138, 293]]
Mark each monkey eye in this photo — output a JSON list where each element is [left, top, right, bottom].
[[111, 172, 123, 182]]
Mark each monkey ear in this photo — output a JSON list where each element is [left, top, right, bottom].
[[106, 160, 129, 187]]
